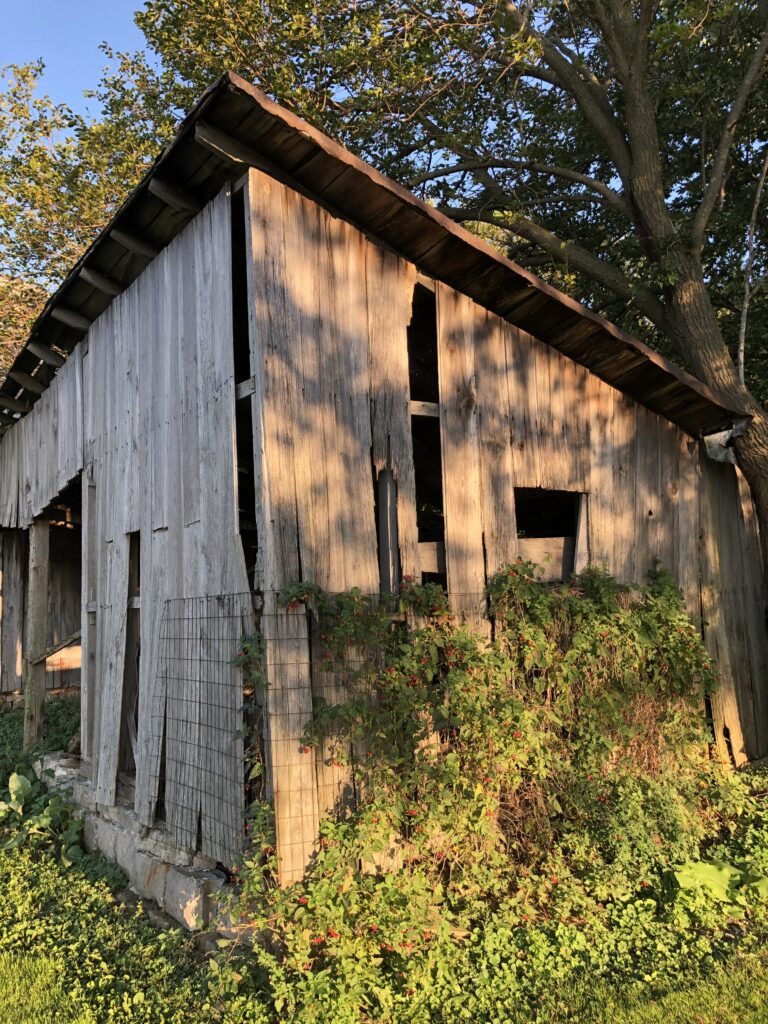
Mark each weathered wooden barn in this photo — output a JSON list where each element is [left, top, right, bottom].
[[0, 72, 766, 885]]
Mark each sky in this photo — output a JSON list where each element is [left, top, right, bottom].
[[0, 0, 146, 115]]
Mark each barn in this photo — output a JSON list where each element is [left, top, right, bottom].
[[0, 72, 765, 891]]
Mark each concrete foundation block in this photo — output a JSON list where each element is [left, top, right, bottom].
[[131, 849, 170, 908], [82, 812, 98, 853], [115, 827, 135, 878], [164, 867, 207, 930], [95, 816, 118, 862]]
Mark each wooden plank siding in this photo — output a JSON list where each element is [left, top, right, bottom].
[[75, 187, 251, 863], [246, 168, 384, 882], [0, 530, 26, 694]]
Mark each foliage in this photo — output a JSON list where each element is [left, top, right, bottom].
[[0, 695, 80, 781], [0, 844, 271, 1024], [2, 576, 768, 1021], [3, 5, 768, 402], [202, 568, 768, 1022], [0, 769, 84, 866]]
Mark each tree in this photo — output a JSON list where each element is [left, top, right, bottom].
[[4, 2, 768, 571], [0, 60, 171, 355]]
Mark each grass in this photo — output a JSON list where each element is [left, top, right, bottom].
[[564, 946, 768, 1023], [0, 951, 92, 1024]]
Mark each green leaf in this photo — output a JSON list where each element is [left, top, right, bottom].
[[8, 772, 31, 812]]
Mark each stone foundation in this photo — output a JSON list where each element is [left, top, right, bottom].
[[37, 753, 233, 930]]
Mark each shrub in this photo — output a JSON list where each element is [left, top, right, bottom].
[[213, 565, 767, 1022]]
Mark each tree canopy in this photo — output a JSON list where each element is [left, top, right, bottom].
[[2, 1, 768, 540]]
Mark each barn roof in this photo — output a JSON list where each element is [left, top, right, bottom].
[[0, 71, 747, 437]]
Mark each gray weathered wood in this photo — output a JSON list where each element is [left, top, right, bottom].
[[23, 519, 49, 749], [79, 266, 123, 297], [437, 285, 487, 627], [0, 530, 26, 693]]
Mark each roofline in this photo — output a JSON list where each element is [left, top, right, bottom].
[[0, 70, 748, 437]]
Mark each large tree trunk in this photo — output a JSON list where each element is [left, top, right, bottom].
[[664, 250, 768, 587]]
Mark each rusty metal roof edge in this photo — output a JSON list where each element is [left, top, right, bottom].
[[2, 70, 748, 436]]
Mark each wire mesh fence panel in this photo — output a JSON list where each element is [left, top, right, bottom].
[[150, 593, 254, 866]]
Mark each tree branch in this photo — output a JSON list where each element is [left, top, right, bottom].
[[408, 158, 630, 215], [505, 4, 633, 182], [691, 21, 768, 251], [446, 205, 668, 328], [584, 1, 632, 82], [739, 144, 768, 382]]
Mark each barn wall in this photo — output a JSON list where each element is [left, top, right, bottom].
[[245, 168, 767, 879], [0, 346, 83, 530], [0, 530, 26, 694], [76, 186, 250, 864]]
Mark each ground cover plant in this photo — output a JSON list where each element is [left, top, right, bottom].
[[220, 565, 768, 1022], [1, 566, 768, 1022]]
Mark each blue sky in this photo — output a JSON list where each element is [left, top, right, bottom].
[[1, 1, 146, 115]]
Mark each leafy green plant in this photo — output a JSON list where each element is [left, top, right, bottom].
[[0, 769, 83, 865], [206, 566, 768, 1022]]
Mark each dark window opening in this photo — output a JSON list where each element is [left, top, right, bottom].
[[231, 186, 259, 588], [407, 282, 446, 588], [235, 402, 258, 585], [407, 284, 439, 403], [43, 477, 82, 695], [514, 488, 580, 539], [231, 188, 251, 383], [514, 488, 581, 581], [412, 417, 445, 544], [119, 531, 141, 783]]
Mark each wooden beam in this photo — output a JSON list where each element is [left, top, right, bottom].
[[32, 630, 82, 666], [0, 395, 31, 414], [195, 121, 298, 193], [7, 370, 46, 395], [195, 120, 265, 170], [410, 400, 440, 418], [148, 176, 202, 215], [110, 227, 159, 259], [23, 519, 49, 750], [235, 376, 257, 400], [50, 306, 92, 332], [79, 266, 123, 297], [378, 467, 399, 594], [419, 541, 446, 575], [26, 341, 65, 368]]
